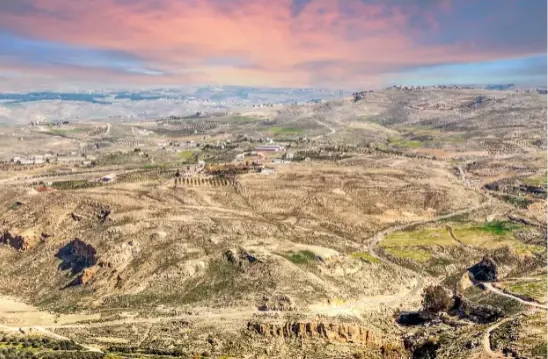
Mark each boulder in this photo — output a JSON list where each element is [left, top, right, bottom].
[[0, 231, 37, 251], [469, 256, 497, 282], [73, 265, 98, 286], [56, 238, 97, 273]]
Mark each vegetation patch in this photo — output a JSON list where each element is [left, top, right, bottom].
[[384, 248, 432, 262], [286, 250, 317, 265], [505, 280, 547, 302], [355, 115, 381, 124], [231, 115, 261, 123], [177, 150, 194, 161], [531, 343, 548, 357], [462, 285, 525, 316], [480, 221, 521, 235], [270, 127, 304, 135], [522, 175, 547, 188], [0, 336, 96, 359], [382, 227, 457, 248], [143, 163, 165, 169], [450, 221, 544, 256], [351, 252, 380, 264], [388, 137, 423, 149], [502, 194, 533, 209], [51, 180, 101, 190]]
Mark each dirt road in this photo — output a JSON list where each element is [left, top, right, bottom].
[[483, 283, 548, 310], [313, 120, 336, 140], [482, 315, 517, 358], [0, 323, 102, 353]]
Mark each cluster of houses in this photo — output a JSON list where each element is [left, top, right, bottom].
[[10, 152, 97, 167], [158, 140, 199, 149]]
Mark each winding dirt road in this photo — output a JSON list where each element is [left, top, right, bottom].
[[481, 315, 518, 358], [0, 186, 544, 356]]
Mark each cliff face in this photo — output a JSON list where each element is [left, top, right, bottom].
[[248, 320, 405, 358], [248, 320, 376, 343], [248, 320, 401, 345]]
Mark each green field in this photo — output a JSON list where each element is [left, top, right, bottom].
[[231, 115, 261, 123], [177, 150, 195, 161], [379, 221, 545, 268], [452, 221, 545, 255], [270, 127, 304, 135], [506, 280, 547, 301], [51, 180, 101, 190], [523, 175, 547, 187], [388, 137, 423, 149], [382, 227, 457, 248], [351, 252, 381, 264]]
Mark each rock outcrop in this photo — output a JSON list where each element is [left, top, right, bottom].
[[80, 265, 98, 285], [258, 295, 296, 312], [469, 256, 497, 282], [0, 231, 37, 251], [248, 320, 404, 358], [224, 248, 259, 271], [56, 238, 97, 273], [248, 320, 382, 345]]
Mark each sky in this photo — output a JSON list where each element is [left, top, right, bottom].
[[0, 0, 546, 90]]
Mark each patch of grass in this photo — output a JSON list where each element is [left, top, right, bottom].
[[231, 115, 261, 123], [506, 280, 547, 301], [143, 163, 165, 169], [523, 176, 547, 188], [451, 221, 544, 256], [51, 180, 101, 190], [531, 342, 548, 356], [270, 127, 304, 135], [351, 252, 381, 264], [8, 202, 20, 211], [502, 195, 533, 209], [463, 285, 525, 315], [384, 248, 432, 262], [177, 150, 194, 161], [287, 250, 317, 265], [382, 227, 457, 248], [356, 115, 381, 124], [480, 221, 521, 235], [388, 137, 423, 149]]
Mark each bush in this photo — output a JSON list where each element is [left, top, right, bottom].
[[422, 285, 453, 314], [287, 250, 317, 265]]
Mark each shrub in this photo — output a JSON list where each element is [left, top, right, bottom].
[[422, 285, 453, 314], [288, 250, 316, 265]]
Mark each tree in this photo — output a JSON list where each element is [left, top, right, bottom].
[[422, 285, 452, 314]]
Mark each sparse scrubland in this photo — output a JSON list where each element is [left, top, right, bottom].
[[0, 88, 545, 358]]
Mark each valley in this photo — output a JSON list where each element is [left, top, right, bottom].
[[0, 87, 546, 359]]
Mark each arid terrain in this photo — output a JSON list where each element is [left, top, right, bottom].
[[0, 87, 546, 359]]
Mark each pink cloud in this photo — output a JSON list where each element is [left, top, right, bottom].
[[0, 0, 544, 87]]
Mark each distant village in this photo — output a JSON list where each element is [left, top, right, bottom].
[[8, 152, 97, 167]]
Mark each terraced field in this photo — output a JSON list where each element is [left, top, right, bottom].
[[378, 220, 546, 276]]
